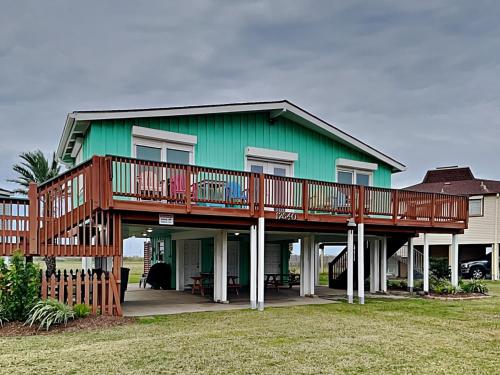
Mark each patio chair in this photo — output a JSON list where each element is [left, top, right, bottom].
[[169, 173, 198, 201], [225, 181, 247, 205]]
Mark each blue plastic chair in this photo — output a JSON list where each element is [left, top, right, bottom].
[[225, 182, 248, 203]]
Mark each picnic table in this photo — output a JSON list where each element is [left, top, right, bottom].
[[265, 273, 281, 292]]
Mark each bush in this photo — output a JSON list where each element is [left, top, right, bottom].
[[387, 279, 408, 290], [73, 303, 91, 318], [460, 279, 489, 294], [430, 258, 450, 279], [25, 299, 75, 331], [0, 252, 40, 321], [430, 277, 453, 294]]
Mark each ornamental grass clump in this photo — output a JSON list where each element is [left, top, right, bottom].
[[25, 299, 75, 331], [72, 303, 92, 319]]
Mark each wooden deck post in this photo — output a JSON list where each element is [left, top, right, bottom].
[[28, 182, 38, 256], [258, 173, 265, 217], [302, 180, 309, 220], [185, 166, 192, 213]]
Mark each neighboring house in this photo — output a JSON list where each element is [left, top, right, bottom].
[[405, 166, 500, 280], [0, 101, 468, 315]]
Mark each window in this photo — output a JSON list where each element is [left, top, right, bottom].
[[469, 197, 483, 217], [337, 169, 372, 186], [133, 138, 194, 164]]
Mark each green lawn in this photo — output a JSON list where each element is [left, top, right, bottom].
[[1, 283, 499, 374]]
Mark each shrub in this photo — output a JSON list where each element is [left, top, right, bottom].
[[72, 303, 91, 318], [0, 252, 40, 321], [430, 258, 450, 279], [430, 277, 453, 294], [25, 299, 75, 331], [461, 279, 489, 294]]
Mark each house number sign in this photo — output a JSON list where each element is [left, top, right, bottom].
[[275, 211, 297, 221], [159, 214, 174, 225]]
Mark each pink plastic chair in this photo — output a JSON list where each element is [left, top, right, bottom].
[[169, 173, 197, 201]]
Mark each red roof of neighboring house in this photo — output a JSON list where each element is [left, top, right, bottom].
[[405, 167, 500, 196]]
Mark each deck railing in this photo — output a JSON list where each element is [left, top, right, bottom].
[[0, 155, 468, 257], [107, 155, 469, 225], [0, 197, 30, 256]]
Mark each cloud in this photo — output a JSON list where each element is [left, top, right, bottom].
[[1, 0, 499, 190]]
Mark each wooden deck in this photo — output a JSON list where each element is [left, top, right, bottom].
[[0, 155, 469, 258]]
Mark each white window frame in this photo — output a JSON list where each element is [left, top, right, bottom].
[[468, 196, 484, 217], [335, 158, 377, 186], [244, 147, 297, 176], [132, 127, 196, 165], [336, 168, 373, 186]]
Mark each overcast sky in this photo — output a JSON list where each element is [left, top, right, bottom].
[[1, 1, 500, 190]]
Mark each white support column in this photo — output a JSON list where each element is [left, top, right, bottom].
[[347, 227, 354, 303], [175, 240, 185, 291], [314, 242, 320, 286], [309, 235, 316, 295], [221, 230, 228, 303], [423, 234, 430, 293], [82, 257, 93, 271], [213, 230, 228, 303], [213, 234, 220, 301], [380, 237, 387, 293], [357, 223, 365, 304], [492, 243, 499, 281], [407, 238, 414, 292], [257, 217, 265, 311], [250, 225, 257, 309], [301, 236, 311, 296], [451, 234, 459, 287], [374, 240, 380, 292], [300, 238, 305, 297], [369, 241, 375, 293]]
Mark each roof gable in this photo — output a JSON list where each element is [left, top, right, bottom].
[[57, 100, 406, 172]]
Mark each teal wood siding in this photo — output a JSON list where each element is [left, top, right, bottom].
[[82, 113, 392, 187]]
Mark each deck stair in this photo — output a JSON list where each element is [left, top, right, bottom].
[[328, 237, 408, 289]]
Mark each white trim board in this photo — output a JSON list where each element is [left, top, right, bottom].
[[245, 146, 298, 163], [132, 126, 197, 145], [336, 158, 378, 171], [58, 100, 406, 172]]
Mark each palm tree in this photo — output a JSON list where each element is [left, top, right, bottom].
[[8, 150, 60, 195], [8, 150, 61, 274]]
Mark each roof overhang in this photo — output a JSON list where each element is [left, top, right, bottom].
[[57, 100, 406, 172]]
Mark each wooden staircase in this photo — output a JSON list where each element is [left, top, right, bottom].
[[328, 237, 408, 289]]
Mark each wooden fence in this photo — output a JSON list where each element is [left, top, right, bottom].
[[40, 270, 122, 316]]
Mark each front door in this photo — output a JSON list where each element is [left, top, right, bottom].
[[264, 243, 281, 274], [183, 240, 201, 287]]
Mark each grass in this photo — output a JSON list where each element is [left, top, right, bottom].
[[1, 283, 499, 374]]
